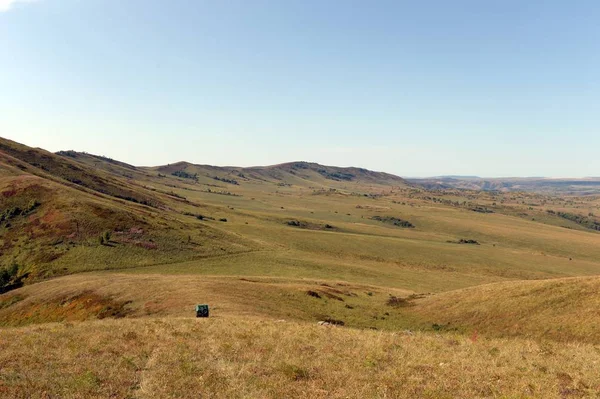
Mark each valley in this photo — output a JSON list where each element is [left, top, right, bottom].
[[2, 136, 600, 398]]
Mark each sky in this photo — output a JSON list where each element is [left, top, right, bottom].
[[1, 0, 599, 177]]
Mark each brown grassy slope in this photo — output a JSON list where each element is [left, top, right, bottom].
[[0, 138, 257, 276], [0, 172, 150, 270], [0, 273, 416, 330], [0, 137, 161, 207], [1, 316, 599, 398], [4, 272, 600, 345], [55, 150, 156, 183], [409, 276, 600, 343], [245, 161, 409, 186], [34, 141, 600, 286], [0, 169, 255, 276]]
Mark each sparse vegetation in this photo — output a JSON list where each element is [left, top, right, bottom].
[[386, 295, 413, 307], [471, 206, 494, 214], [212, 176, 239, 185], [4, 137, 600, 397], [0, 264, 24, 294], [0, 199, 40, 225], [0, 264, 19, 288], [447, 239, 480, 245], [318, 168, 355, 181], [370, 215, 414, 228], [172, 170, 198, 180], [548, 210, 600, 231]]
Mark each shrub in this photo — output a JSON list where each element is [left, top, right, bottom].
[[306, 290, 321, 299], [172, 170, 198, 180], [213, 176, 239, 185], [370, 216, 414, 228], [323, 317, 345, 326], [0, 264, 20, 290], [458, 239, 480, 245], [471, 206, 494, 214], [387, 295, 412, 307]]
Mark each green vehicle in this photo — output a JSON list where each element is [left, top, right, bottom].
[[195, 304, 209, 318]]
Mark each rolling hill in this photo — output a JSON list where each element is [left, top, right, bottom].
[[2, 136, 600, 397]]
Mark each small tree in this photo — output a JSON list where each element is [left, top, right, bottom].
[[0, 268, 10, 287], [103, 231, 112, 243], [0, 264, 19, 287]]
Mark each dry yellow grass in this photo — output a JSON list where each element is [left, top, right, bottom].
[[6, 273, 600, 344], [1, 317, 600, 398], [6, 138, 600, 397], [409, 276, 600, 344], [0, 273, 417, 331]]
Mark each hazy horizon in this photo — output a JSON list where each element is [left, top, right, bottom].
[[2, 0, 599, 178]]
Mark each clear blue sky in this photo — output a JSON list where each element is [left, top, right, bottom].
[[1, 0, 599, 177]]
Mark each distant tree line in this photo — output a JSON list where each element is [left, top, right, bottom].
[[212, 176, 239, 185], [172, 170, 198, 180], [547, 210, 600, 231], [370, 216, 414, 228]]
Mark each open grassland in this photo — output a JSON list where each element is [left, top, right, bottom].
[[4, 138, 600, 397], [2, 317, 600, 399], [3, 136, 600, 291]]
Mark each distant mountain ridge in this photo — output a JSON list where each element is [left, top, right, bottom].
[[154, 160, 409, 187]]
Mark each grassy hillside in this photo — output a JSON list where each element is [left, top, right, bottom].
[[3, 137, 600, 397], [0, 138, 256, 282], [3, 136, 600, 297], [0, 273, 416, 329], [409, 276, 600, 343], [5, 136, 599, 290], [3, 273, 600, 344]]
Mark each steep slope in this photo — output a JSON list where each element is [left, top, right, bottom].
[[0, 138, 256, 282], [0, 138, 161, 207], [55, 150, 147, 180]]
